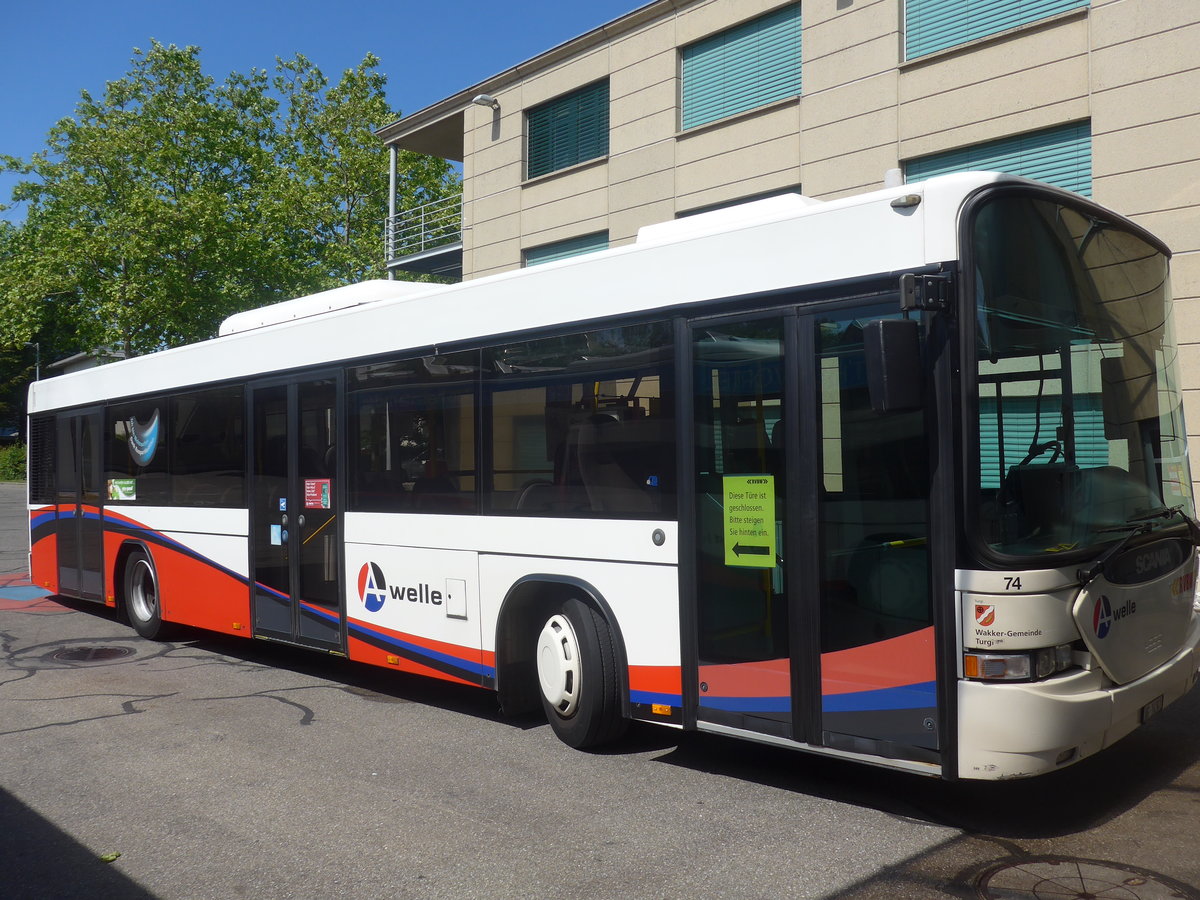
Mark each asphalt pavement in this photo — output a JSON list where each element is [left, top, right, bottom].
[[3, 479, 1200, 900], [0, 481, 30, 577]]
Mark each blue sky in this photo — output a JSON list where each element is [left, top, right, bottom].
[[0, 0, 644, 220]]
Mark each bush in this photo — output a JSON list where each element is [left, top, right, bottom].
[[0, 442, 25, 482]]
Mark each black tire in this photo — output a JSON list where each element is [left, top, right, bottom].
[[535, 596, 627, 749], [123, 549, 179, 641]]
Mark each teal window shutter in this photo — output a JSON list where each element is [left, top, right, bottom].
[[979, 394, 1108, 489], [905, 121, 1092, 196], [906, 0, 1090, 59], [524, 232, 610, 267], [527, 81, 609, 179], [681, 5, 802, 130]]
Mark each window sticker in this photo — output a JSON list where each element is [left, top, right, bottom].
[[126, 409, 161, 466], [305, 479, 331, 509], [107, 478, 136, 501]]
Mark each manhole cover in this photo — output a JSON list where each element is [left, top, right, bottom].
[[977, 857, 1196, 899], [50, 646, 136, 664]]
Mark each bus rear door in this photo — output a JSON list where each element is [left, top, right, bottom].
[[55, 409, 104, 601], [250, 374, 345, 651]]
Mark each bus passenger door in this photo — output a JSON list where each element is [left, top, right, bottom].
[[689, 315, 803, 741], [55, 409, 104, 601], [250, 376, 344, 652], [811, 305, 938, 761], [687, 304, 939, 762]]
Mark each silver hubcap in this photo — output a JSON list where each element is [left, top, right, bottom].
[[536, 614, 581, 717], [129, 559, 158, 623]]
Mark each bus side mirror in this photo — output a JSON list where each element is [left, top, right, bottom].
[[864, 318, 922, 413]]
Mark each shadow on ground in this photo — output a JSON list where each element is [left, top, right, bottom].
[[651, 682, 1200, 840], [39, 595, 1200, 842], [0, 786, 158, 900]]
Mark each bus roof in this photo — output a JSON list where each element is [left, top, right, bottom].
[[28, 171, 1032, 413]]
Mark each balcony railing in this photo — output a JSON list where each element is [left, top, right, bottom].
[[385, 195, 462, 262]]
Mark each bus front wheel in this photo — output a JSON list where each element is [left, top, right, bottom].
[[123, 549, 178, 641], [535, 597, 626, 749]]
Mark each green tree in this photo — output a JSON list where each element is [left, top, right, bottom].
[[1, 43, 292, 355], [274, 52, 455, 285], [0, 41, 458, 359]]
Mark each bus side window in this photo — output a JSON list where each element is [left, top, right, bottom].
[[347, 353, 479, 515], [485, 320, 675, 519]]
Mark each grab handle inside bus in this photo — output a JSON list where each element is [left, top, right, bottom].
[[864, 318, 922, 413]]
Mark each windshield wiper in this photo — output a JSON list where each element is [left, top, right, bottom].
[[1077, 520, 1151, 586], [1129, 504, 1200, 543], [1077, 505, 1200, 587]]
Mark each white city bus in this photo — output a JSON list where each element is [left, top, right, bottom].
[[27, 172, 1200, 779]]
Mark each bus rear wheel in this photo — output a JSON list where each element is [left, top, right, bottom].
[[123, 549, 178, 641], [535, 597, 626, 749]]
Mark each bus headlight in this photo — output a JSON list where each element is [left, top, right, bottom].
[[964, 643, 1074, 682]]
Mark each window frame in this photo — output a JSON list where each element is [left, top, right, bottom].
[[679, 4, 803, 132], [523, 231, 610, 268], [525, 79, 610, 181], [904, 121, 1093, 197], [904, 0, 1090, 61]]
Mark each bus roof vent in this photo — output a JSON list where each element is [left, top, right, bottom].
[[218, 279, 446, 336], [636, 193, 822, 247]]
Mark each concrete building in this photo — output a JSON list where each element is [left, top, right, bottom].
[[378, 0, 1199, 442]]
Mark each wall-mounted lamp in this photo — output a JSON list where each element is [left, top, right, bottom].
[[471, 93, 500, 111]]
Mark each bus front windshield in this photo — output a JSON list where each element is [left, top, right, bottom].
[[970, 192, 1192, 560]]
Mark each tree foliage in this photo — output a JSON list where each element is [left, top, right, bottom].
[[0, 42, 458, 366], [274, 53, 452, 285]]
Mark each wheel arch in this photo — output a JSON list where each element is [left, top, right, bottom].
[[494, 574, 630, 719]]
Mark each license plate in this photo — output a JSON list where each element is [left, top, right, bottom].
[[1140, 694, 1164, 724]]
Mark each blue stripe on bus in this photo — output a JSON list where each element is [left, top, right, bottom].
[[298, 601, 337, 623], [698, 696, 791, 713], [630, 690, 682, 707], [822, 681, 937, 713], [29, 510, 57, 530], [347, 620, 496, 680]]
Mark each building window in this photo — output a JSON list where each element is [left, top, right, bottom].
[[680, 5, 802, 131], [524, 232, 609, 267], [904, 121, 1092, 197], [905, 0, 1089, 60], [526, 80, 609, 179]]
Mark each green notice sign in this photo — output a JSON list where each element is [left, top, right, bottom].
[[722, 475, 776, 568]]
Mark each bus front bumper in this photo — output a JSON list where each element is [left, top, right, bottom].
[[956, 618, 1200, 779]]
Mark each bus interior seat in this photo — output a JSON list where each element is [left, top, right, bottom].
[[515, 480, 587, 514], [1003, 462, 1078, 534], [575, 414, 659, 513], [515, 480, 555, 511], [412, 461, 461, 510]]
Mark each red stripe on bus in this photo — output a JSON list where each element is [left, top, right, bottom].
[[628, 664, 682, 694], [697, 658, 789, 698], [821, 627, 936, 696]]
